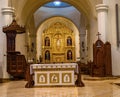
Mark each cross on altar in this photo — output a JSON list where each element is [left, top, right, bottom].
[[96, 32, 101, 40]]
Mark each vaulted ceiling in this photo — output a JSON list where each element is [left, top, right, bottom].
[[12, 0, 102, 25]]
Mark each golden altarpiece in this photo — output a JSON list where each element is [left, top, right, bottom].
[[42, 22, 75, 63]]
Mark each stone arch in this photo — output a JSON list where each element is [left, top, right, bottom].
[[15, 0, 95, 25]]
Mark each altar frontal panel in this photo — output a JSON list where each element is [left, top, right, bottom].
[[32, 63, 76, 86]]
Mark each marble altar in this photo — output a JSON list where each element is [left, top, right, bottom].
[[30, 63, 77, 87]]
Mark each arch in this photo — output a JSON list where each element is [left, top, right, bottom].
[[16, 0, 95, 25]]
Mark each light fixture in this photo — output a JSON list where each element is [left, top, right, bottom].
[[53, 0, 61, 6]]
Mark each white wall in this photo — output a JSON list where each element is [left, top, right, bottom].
[[0, 0, 10, 79], [16, 33, 26, 56], [105, 0, 120, 76], [0, 0, 3, 78]]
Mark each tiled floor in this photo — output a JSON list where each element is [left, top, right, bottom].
[[0, 75, 120, 97]]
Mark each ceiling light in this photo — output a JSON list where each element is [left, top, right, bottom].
[[53, 1, 61, 6]]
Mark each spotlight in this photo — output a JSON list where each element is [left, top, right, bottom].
[[53, 1, 61, 6]]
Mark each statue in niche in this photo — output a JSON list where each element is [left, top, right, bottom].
[[67, 36, 72, 46], [45, 37, 50, 46], [54, 34, 62, 50], [57, 38, 61, 47], [67, 50, 72, 60], [45, 51, 50, 60], [56, 34, 61, 46]]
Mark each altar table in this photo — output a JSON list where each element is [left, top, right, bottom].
[[30, 63, 77, 87]]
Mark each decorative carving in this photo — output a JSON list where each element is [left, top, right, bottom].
[[42, 22, 75, 63], [3, 19, 25, 34], [3, 19, 25, 52]]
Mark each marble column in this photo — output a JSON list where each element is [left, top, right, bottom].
[[1, 7, 15, 79], [96, 4, 108, 42]]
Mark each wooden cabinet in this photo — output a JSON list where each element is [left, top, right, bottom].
[[7, 52, 27, 78]]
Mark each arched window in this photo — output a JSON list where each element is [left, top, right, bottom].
[[67, 36, 72, 46], [45, 50, 50, 60], [67, 50, 72, 60], [45, 37, 50, 46]]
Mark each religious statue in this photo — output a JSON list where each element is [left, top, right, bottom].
[[67, 37, 72, 46], [55, 34, 62, 50], [57, 34, 61, 45], [45, 51, 50, 60], [57, 38, 61, 47], [45, 37, 50, 46], [67, 50, 72, 60]]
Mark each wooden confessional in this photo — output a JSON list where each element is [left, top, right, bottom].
[[91, 39, 112, 77], [3, 19, 27, 78]]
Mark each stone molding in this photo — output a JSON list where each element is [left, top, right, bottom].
[[1, 7, 15, 15]]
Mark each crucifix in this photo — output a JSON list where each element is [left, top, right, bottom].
[[96, 32, 101, 40]]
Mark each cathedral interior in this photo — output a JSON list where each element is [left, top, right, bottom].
[[0, 0, 120, 96]]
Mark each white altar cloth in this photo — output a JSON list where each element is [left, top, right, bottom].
[[30, 63, 77, 86]]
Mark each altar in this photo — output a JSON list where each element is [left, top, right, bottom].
[[29, 63, 77, 87]]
